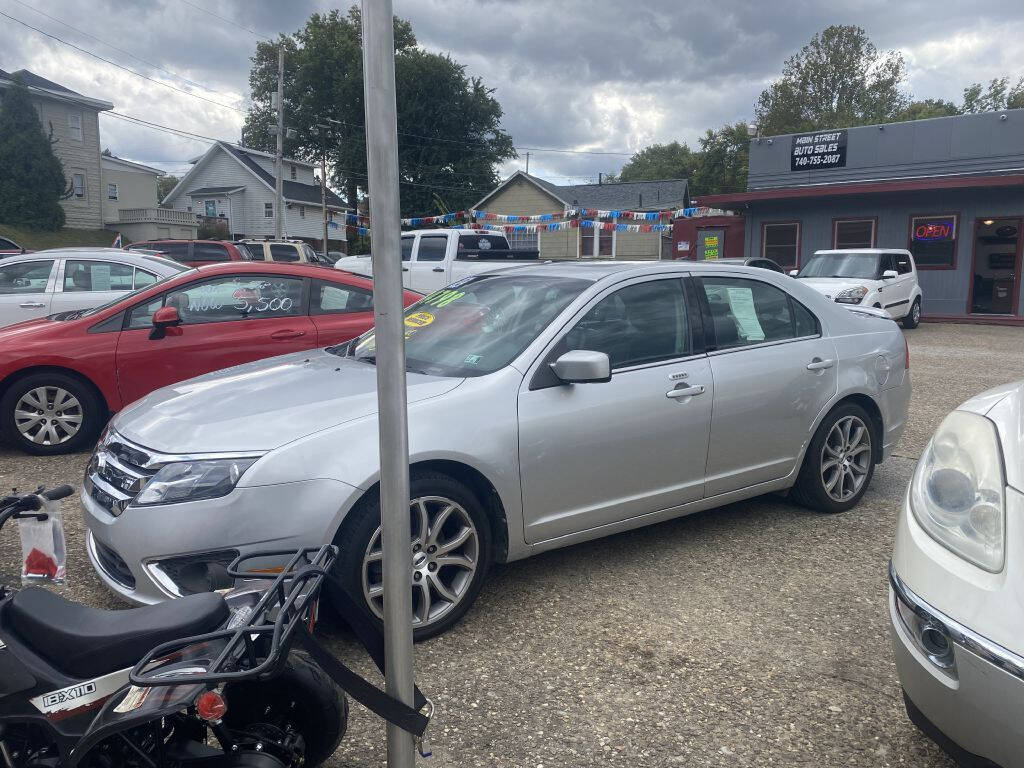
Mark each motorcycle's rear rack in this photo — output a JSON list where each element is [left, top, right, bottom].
[[128, 545, 337, 687]]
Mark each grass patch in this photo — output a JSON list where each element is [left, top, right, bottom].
[[0, 224, 118, 251]]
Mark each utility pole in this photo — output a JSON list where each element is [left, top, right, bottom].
[[318, 125, 329, 259], [525, 151, 530, 174], [274, 46, 284, 240], [361, 2, 415, 767]]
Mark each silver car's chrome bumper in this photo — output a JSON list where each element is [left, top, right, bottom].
[[890, 562, 1024, 768]]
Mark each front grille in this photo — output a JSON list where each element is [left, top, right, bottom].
[[84, 432, 157, 515], [93, 538, 136, 589]]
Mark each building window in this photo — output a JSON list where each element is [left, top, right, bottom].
[[68, 113, 82, 141], [205, 200, 216, 217], [290, 164, 297, 180], [762, 222, 800, 268], [299, 205, 305, 218], [909, 214, 957, 268], [107, 183, 118, 200], [507, 231, 538, 251], [72, 173, 85, 199], [264, 202, 274, 218], [580, 227, 613, 258], [833, 219, 875, 249]]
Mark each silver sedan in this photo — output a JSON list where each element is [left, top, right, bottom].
[[83, 261, 911, 638]]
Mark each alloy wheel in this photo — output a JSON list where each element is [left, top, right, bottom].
[[14, 387, 83, 445], [912, 301, 921, 324], [820, 415, 872, 502], [361, 495, 480, 628]]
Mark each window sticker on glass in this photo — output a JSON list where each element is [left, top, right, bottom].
[[405, 311, 435, 328], [724, 286, 765, 341], [422, 289, 465, 308], [464, 354, 482, 365]]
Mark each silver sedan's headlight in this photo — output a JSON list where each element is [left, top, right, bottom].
[[134, 458, 257, 506], [910, 411, 1006, 572], [834, 285, 869, 304]]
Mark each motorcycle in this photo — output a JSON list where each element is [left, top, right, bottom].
[[0, 485, 356, 768]]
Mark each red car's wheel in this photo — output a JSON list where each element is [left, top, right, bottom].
[[1, 372, 104, 455]]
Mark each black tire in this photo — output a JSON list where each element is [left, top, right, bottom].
[[0, 372, 104, 455], [331, 470, 493, 641], [790, 402, 877, 514], [223, 651, 347, 768], [902, 298, 921, 329]]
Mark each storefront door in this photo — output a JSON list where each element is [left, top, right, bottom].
[[969, 218, 1022, 316], [697, 229, 724, 261]]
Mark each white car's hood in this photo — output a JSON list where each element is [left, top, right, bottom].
[[796, 277, 877, 299], [958, 379, 1024, 492], [114, 350, 462, 454]]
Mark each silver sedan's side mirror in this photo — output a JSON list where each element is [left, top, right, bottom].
[[551, 350, 611, 384], [881, 270, 898, 279], [788, 269, 799, 277]]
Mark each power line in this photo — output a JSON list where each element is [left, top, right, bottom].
[[0, 10, 245, 114], [176, 0, 270, 40], [9, 0, 239, 99]]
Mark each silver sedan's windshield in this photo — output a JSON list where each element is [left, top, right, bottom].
[[339, 274, 591, 377], [798, 252, 880, 279]]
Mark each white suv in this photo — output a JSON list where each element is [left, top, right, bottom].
[[792, 249, 923, 329]]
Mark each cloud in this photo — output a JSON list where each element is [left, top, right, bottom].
[[1, 0, 1022, 187]]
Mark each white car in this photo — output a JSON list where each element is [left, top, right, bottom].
[[0, 249, 187, 327], [890, 380, 1024, 767], [792, 249, 923, 329]]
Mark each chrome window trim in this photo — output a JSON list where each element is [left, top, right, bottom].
[[889, 561, 1024, 682], [707, 333, 823, 357]]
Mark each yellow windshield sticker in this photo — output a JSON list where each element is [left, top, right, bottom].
[[405, 311, 435, 328]]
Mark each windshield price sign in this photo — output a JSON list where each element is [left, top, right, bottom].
[[791, 130, 847, 171]]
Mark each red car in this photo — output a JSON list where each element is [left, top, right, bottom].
[[0, 262, 420, 454], [126, 240, 248, 268]]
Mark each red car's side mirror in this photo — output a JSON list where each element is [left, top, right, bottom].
[[150, 306, 181, 340]]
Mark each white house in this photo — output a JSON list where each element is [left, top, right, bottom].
[[162, 141, 349, 248], [101, 153, 198, 241]]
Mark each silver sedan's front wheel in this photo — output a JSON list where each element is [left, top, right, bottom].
[[820, 415, 872, 502], [361, 495, 481, 628]]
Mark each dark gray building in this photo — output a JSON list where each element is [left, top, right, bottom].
[[700, 109, 1024, 322]]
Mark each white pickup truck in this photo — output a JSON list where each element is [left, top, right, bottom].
[[334, 229, 541, 293]]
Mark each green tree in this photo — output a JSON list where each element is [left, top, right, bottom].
[[961, 77, 1024, 113], [617, 141, 699, 182], [754, 25, 909, 136], [241, 7, 514, 216], [157, 174, 180, 203], [0, 76, 68, 229], [691, 123, 751, 196], [897, 98, 961, 121]]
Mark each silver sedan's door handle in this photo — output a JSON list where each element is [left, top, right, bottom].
[[666, 384, 705, 399], [806, 358, 835, 371], [19, 302, 45, 308]]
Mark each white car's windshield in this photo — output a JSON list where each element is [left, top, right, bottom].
[[338, 274, 591, 377], [798, 252, 880, 279]]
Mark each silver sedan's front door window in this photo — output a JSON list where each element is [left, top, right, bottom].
[[0, 259, 56, 327], [698, 276, 838, 495], [517, 277, 713, 543]]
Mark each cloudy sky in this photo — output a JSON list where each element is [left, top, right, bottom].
[[2, 0, 1023, 190]]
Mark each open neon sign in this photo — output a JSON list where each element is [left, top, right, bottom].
[[913, 218, 955, 242]]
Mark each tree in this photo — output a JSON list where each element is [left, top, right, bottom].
[[241, 7, 514, 216], [157, 174, 180, 203], [691, 123, 750, 196], [754, 25, 909, 136], [0, 76, 68, 229], [617, 142, 700, 182], [961, 77, 1024, 113], [897, 98, 960, 121]]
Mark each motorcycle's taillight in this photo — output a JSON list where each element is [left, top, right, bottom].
[[196, 689, 227, 722]]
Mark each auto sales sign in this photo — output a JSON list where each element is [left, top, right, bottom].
[[791, 130, 847, 171]]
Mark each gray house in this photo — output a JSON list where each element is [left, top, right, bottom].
[[0, 68, 113, 229], [700, 109, 1024, 323], [163, 141, 349, 248]]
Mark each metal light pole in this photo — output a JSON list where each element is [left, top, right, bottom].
[[274, 46, 284, 240], [360, 2, 416, 767], [317, 125, 329, 259]]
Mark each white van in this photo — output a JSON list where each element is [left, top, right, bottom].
[[792, 248, 923, 328]]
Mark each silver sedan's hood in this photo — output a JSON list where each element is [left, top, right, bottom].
[[114, 350, 463, 453], [958, 379, 1024, 492]]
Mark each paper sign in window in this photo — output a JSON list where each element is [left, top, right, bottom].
[[725, 286, 765, 341]]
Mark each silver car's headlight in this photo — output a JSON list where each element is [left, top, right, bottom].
[[910, 411, 1006, 572], [134, 458, 257, 506], [834, 285, 868, 304]]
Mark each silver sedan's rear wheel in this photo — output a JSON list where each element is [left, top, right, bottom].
[[791, 402, 877, 513], [820, 415, 872, 502], [361, 495, 481, 628]]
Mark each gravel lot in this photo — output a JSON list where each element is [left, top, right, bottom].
[[1, 322, 1023, 767]]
